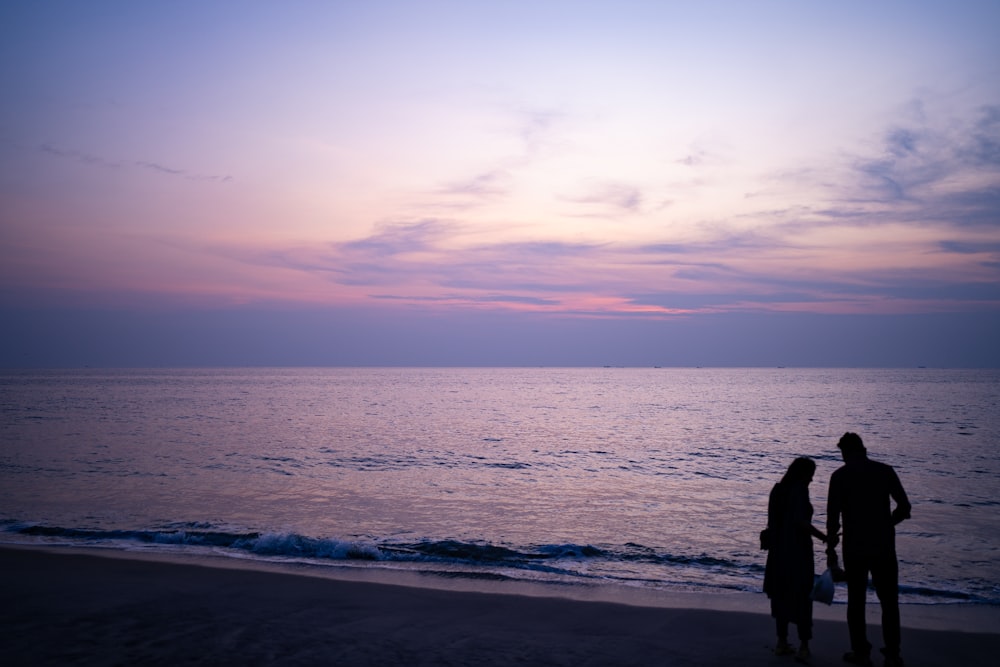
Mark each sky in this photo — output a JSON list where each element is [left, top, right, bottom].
[[2, 1, 999, 367]]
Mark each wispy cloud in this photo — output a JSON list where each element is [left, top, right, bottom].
[[437, 168, 511, 198], [371, 292, 561, 307], [675, 145, 726, 168], [938, 240, 1000, 254], [340, 219, 454, 256], [962, 105, 1000, 167], [40, 144, 116, 169], [840, 104, 1000, 220], [212, 97, 1000, 317], [39, 143, 233, 183], [562, 181, 643, 215], [516, 108, 568, 157], [422, 107, 568, 209], [35, 98, 1000, 319]]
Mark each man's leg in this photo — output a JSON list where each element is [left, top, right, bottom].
[[844, 554, 872, 658], [872, 553, 901, 659]]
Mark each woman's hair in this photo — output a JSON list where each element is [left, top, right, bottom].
[[781, 456, 816, 485]]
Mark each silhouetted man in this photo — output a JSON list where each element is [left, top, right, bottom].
[[827, 432, 911, 667]]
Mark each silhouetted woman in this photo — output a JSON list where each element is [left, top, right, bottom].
[[764, 456, 827, 660]]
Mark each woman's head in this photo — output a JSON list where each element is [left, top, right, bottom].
[[782, 456, 816, 485]]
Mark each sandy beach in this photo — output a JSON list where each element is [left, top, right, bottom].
[[1, 546, 997, 666]]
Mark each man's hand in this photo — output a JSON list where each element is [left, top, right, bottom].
[[826, 546, 847, 582]]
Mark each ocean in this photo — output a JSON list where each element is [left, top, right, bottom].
[[1, 367, 997, 605]]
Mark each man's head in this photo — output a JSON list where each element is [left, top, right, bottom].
[[837, 432, 867, 461]]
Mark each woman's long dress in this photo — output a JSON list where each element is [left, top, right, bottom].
[[763, 481, 815, 627]]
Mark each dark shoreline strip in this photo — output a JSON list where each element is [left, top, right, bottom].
[[2, 546, 998, 666]]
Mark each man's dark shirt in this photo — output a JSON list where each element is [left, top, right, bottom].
[[827, 457, 911, 558]]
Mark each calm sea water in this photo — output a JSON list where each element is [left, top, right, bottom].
[[1, 367, 998, 604]]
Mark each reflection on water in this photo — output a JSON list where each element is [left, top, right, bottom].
[[1, 367, 998, 601]]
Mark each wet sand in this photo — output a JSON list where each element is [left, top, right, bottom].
[[2, 546, 997, 666]]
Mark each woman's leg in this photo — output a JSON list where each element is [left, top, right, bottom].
[[774, 616, 793, 654], [795, 589, 814, 659]]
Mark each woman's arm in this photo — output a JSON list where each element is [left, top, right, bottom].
[[797, 520, 826, 542]]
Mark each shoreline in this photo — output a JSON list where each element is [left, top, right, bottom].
[[3, 542, 995, 629], [3, 545, 998, 666]]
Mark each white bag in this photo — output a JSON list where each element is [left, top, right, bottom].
[[811, 569, 835, 605]]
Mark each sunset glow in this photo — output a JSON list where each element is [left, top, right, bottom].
[[2, 1, 998, 366]]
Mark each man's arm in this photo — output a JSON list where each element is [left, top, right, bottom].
[[826, 472, 841, 548], [889, 467, 911, 525], [826, 472, 845, 576]]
